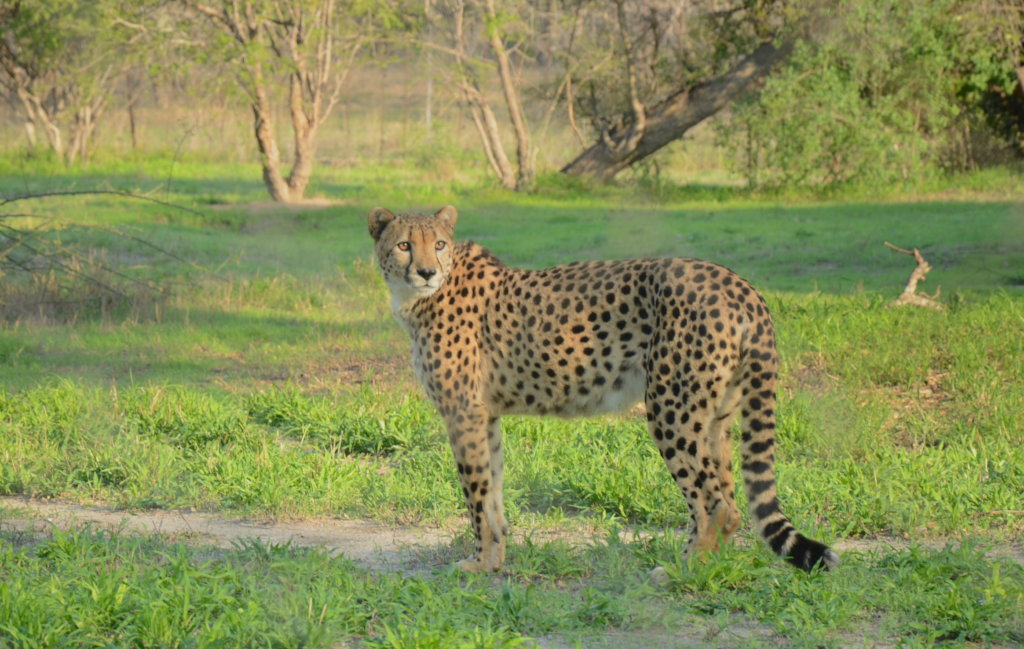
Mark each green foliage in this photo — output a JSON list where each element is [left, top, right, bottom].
[[1, 528, 1021, 647], [0, 0, 154, 161], [724, 0, 1022, 187], [1, 0, 116, 71]]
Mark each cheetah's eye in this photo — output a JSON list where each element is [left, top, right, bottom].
[[435, 240, 447, 251], [397, 241, 411, 252]]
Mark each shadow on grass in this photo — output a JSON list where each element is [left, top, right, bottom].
[[3, 162, 1022, 295]]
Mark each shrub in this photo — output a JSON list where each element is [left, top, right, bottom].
[[722, 0, 1021, 188]]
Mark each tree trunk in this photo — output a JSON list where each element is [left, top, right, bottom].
[[128, 100, 138, 150], [67, 93, 106, 165], [285, 75, 317, 200], [450, 0, 516, 189], [180, 0, 356, 204], [561, 39, 795, 182], [251, 76, 294, 203], [461, 81, 517, 189], [287, 124, 316, 201], [7, 90, 38, 149], [17, 88, 63, 160], [484, 0, 533, 191], [126, 70, 141, 151], [22, 115, 37, 149], [66, 107, 89, 165]]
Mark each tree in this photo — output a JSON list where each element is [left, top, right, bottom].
[[0, 0, 145, 163], [560, 40, 794, 182], [176, 0, 384, 203], [973, 0, 1024, 159], [557, 0, 796, 182], [429, 0, 535, 191], [725, 0, 1024, 187]]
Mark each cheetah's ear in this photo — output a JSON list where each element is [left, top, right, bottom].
[[433, 205, 458, 230], [368, 207, 396, 241]]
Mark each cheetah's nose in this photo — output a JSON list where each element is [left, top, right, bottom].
[[417, 268, 437, 280]]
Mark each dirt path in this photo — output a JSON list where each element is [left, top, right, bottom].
[[2, 496, 1021, 572], [0, 496, 454, 572]]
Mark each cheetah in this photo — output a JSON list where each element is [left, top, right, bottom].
[[368, 205, 839, 574]]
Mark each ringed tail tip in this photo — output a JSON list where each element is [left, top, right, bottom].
[[785, 535, 840, 572]]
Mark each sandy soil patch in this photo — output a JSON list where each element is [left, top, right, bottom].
[[0, 496, 453, 572], [2, 496, 1020, 571]]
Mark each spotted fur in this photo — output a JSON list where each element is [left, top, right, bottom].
[[369, 205, 839, 574]]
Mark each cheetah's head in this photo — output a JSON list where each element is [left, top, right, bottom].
[[368, 205, 458, 310]]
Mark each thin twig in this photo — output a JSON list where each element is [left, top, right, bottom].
[[0, 190, 220, 317], [85, 222, 220, 279], [883, 241, 914, 255], [0, 216, 216, 282], [2, 237, 126, 297], [166, 123, 198, 196], [0, 212, 57, 221], [0, 189, 207, 218], [0, 219, 211, 295]]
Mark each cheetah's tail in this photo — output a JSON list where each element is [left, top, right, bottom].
[[738, 353, 839, 572]]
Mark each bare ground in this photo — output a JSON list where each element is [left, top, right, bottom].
[[2, 496, 1021, 571], [0, 496, 455, 572]]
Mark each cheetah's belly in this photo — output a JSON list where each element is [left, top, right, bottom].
[[492, 362, 646, 418], [552, 363, 646, 417]]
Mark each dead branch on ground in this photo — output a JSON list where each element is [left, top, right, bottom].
[[884, 241, 943, 310]]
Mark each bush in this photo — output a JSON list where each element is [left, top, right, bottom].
[[722, 0, 1021, 188]]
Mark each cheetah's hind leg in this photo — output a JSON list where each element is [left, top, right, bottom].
[[705, 365, 745, 547]]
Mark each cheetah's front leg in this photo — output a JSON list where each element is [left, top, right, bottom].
[[445, 406, 506, 573], [486, 416, 509, 564]]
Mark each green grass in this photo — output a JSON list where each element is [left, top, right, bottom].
[[2, 294, 1022, 534], [1, 153, 1023, 646], [0, 527, 1020, 648]]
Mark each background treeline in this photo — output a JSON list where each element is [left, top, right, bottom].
[[1, 0, 1022, 201]]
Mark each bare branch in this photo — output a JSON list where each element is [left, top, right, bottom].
[[0, 190, 228, 318], [0, 230, 127, 298], [1, 190, 206, 219], [884, 242, 943, 310], [482, 0, 535, 190], [112, 17, 148, 32]]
